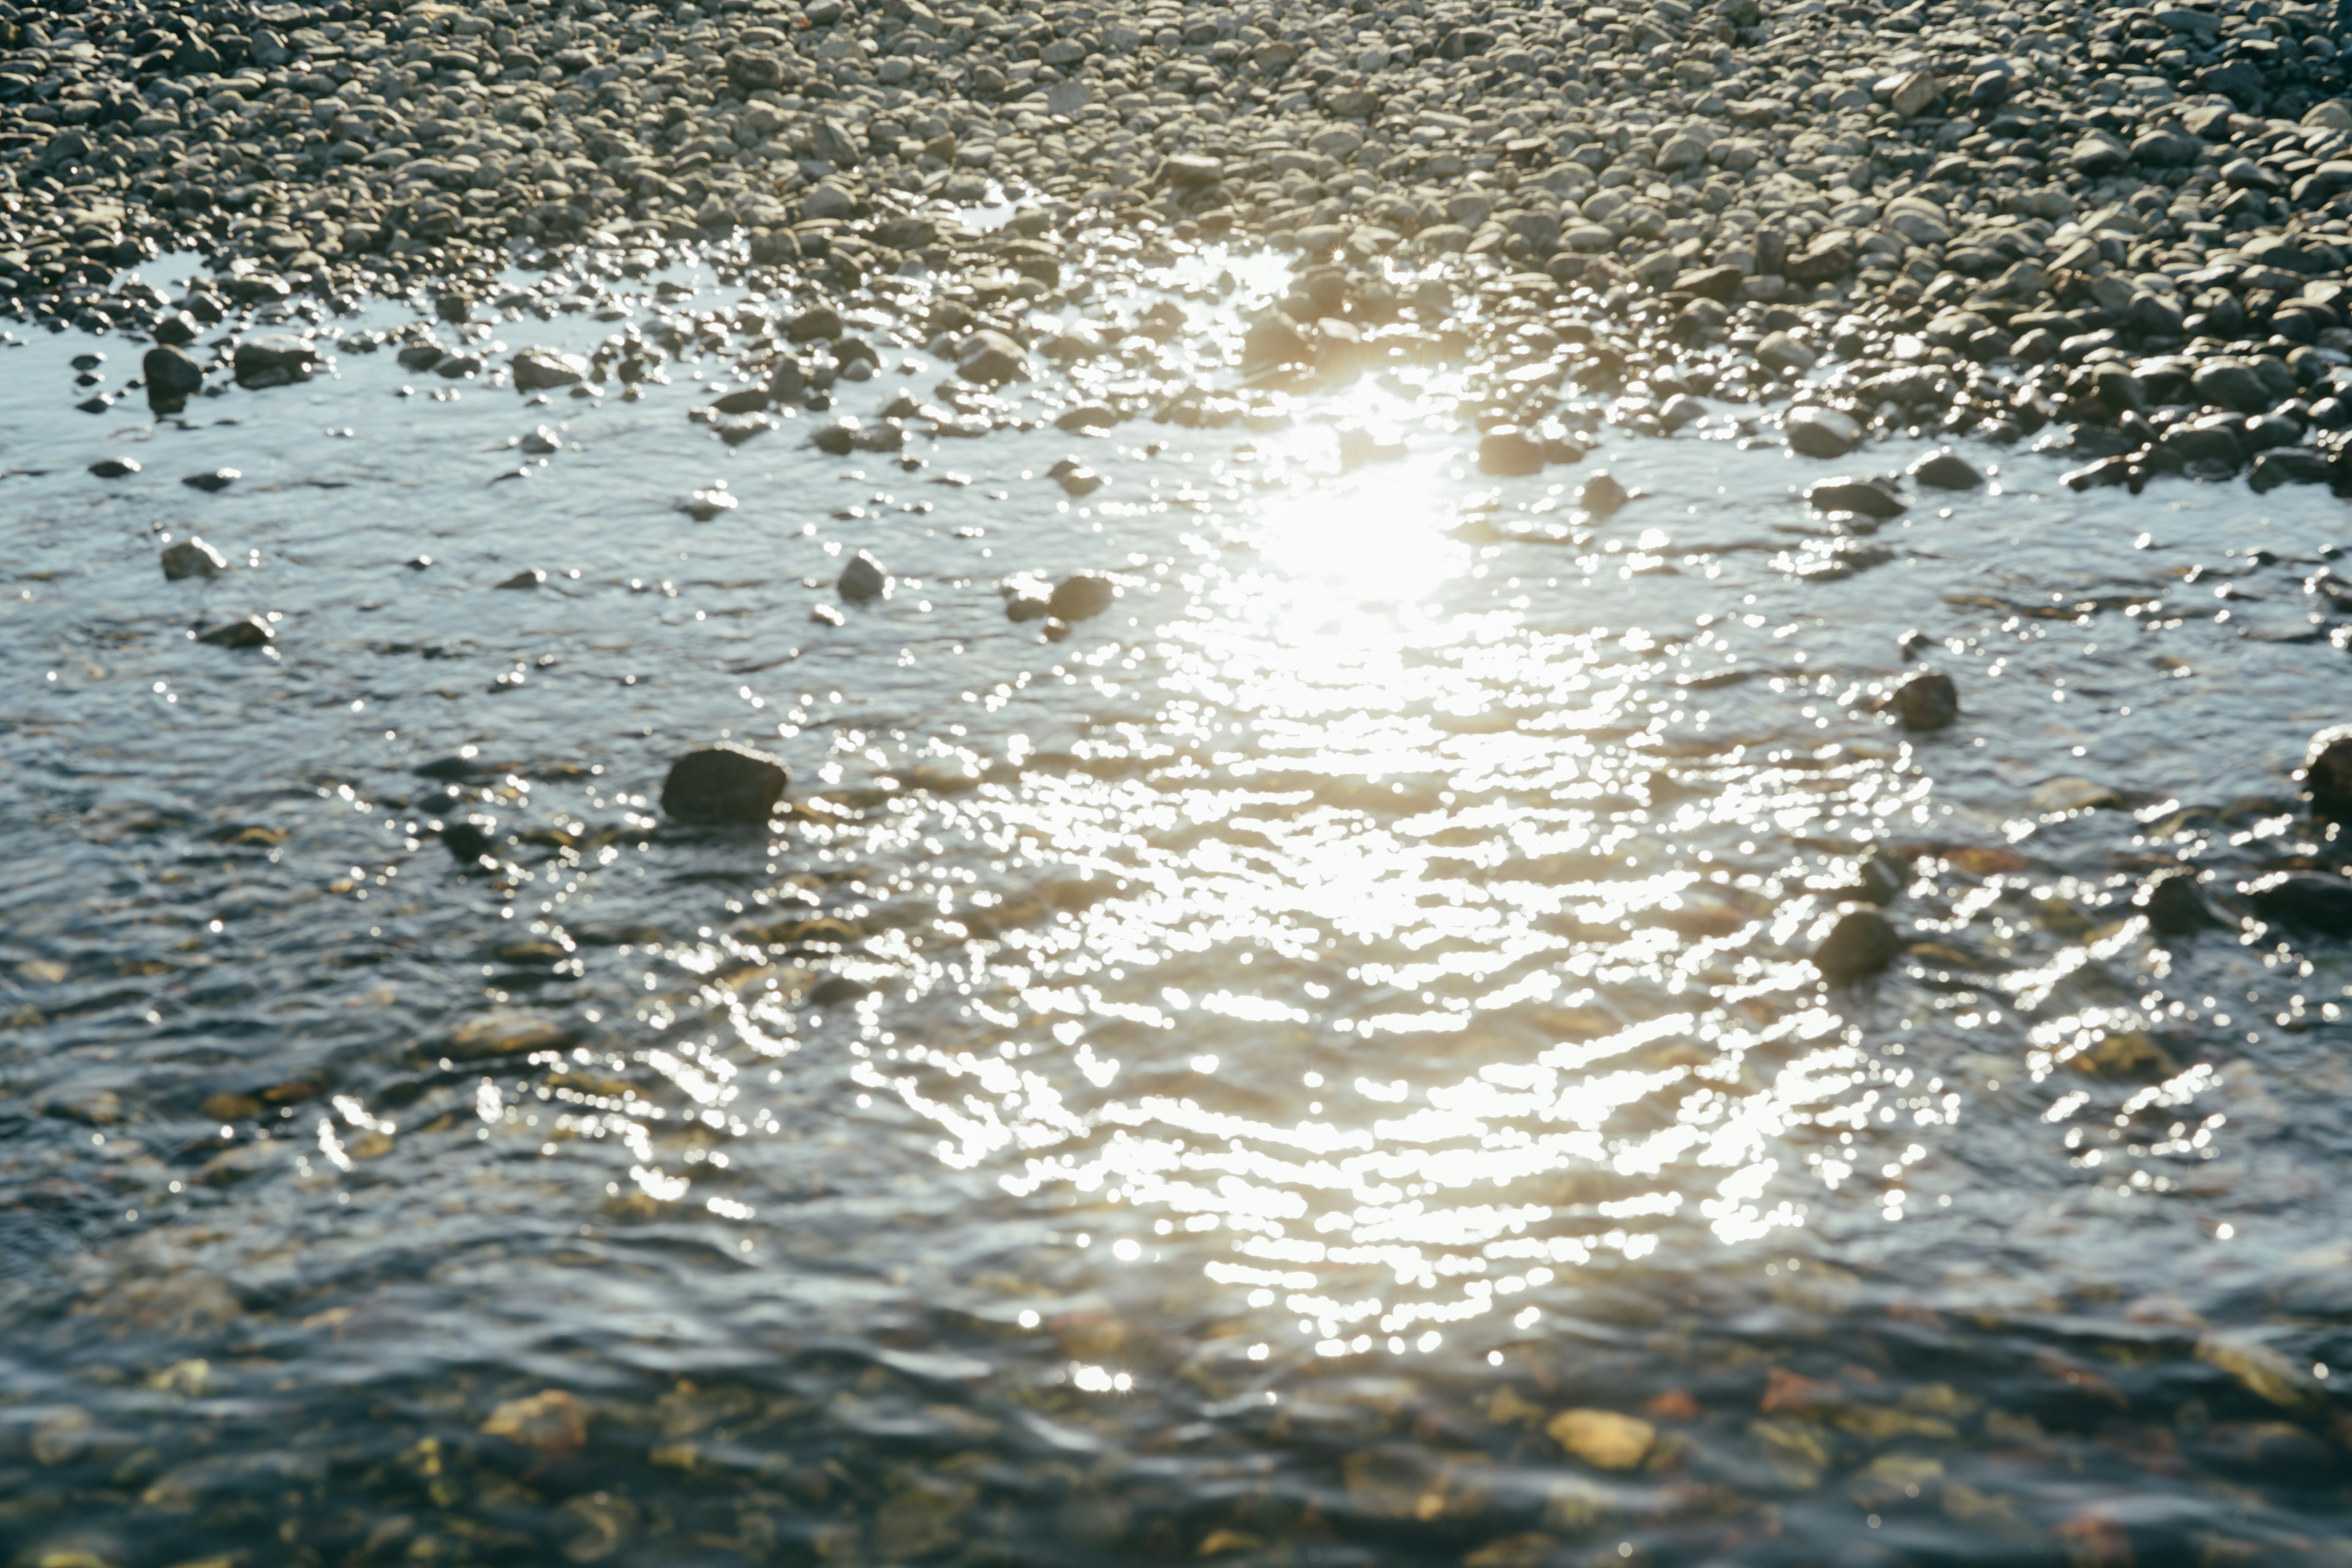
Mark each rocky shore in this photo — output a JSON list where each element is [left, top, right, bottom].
[[7, 0, 2352, 494]]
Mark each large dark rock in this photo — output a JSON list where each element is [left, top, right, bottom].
[[661, 743, 790, 824], [143, 344, 203, 410], [2302, 725, 2352, 815], [2242, 872, 2352, 938], [2136, 867, 2212, 938], [838, 549, 889, 602], [232, 333, 317, 388], [1909, 451, 1983, 489], [1813, 907, 1901, 985], [1806, 477, 1907, 519], [1888, 670, 1958, 731]]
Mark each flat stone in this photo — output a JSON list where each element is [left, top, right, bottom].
[[1785, 405, 1863, 458], [661, 742, 790, 824]]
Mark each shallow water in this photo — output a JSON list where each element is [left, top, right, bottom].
[[5, 251, 2352, 1568]]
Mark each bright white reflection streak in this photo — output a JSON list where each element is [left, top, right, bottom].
[[859, 429, 1915, 1380]]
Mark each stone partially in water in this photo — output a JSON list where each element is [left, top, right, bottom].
[[957, 330, 1031, 386], [1049, 573, 1116, 622], [2242, 872, 2352, 938], [1478, 426, 1546, 477], [1813, 907, 1901, 985], [1786, 405, 1863, 459], [89, 457, 140, 479], [2136, 867, 2212, 937], [232, 333, 317, 388], [839, 550, 889, 602], [181, 468, 241, 492], [2300, 725, 2352, 815], [661, 742, 790, 824], [197, 616, 273, 648], [1806, 478, 1907, 519], [440, 815, 499, 863], [160, 538, 228, 580], [679, 484, 736, 521], [1909, 451, 1985, 489], [1545, 1408, 1654, 1470], [143, 345, 204, 410], [512, 348, 589, 391], [1580, 470, 1630, 518], [1888, 671, 1958, 731]]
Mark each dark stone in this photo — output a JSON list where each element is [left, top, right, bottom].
[[441, 816, 499, 863], [160, 538, 228, 579], [1580, 470, 1630, 517], [181, 467, 239, 492], [143, 344, 203, 409], [1049, 573, 1116, 622], [2136, 868, 2212, 938], [809, 974, 875, 1008], [2250, 448, 2330, 494], [152, 311, 198, 347], [1478, 425, 1545, 475], [1813, 907, 1902, 985], [710, 386, 770, 415], [1909, 451, 1983, 489], [233, 333, 318, 386], [785, 305, 844, 341], [1846, 853, 1904, 905], [2302, 724, 2352, 814], [1806, 477, 1907, 518], [197, 616, 273, 648], [1889, 670, 1958, 731], [838, 549, 889, 602], [2243, 872, 2352, 938], [660, 742, 790, 824], [88, 457, 140, 479]]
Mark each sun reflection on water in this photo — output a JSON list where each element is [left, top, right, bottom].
[[831, 451, 1936, 1371]]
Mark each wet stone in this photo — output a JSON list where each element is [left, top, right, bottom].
[[839, 549, 891, 603], [2303, 725, 2352, 815], [1049, 573, 1117, 622], [143, 345, 203, 409], [2242, 872, 2352, 938], [1889, 671, 1959, 731], [1580, 471, 1630, 518], [513, 349, 589, 391], [1814, 906, 1902, 986], [661, 742, 790, 824], [160, 538, 228, 581], [197, 616, 273, 649], [181, 469, 240, 493], [1909, 451, 1985, 490], [89, 457, 140, 479], [1787, 405, 1864, 459], [1478, 426, 1546, 477], [1807, 478, 1907, 519], [2137, 868, 2214, 938]]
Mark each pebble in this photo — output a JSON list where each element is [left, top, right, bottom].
[[1908, 453, 1985, 491], [197, 616, 273, 649], [181, 469, 240, 493], [1806, 478, 1906, 520], [142, 346, 203, 411], [1049, 573, 1117, 623], [1545, 1408, 1654, 1471], [838, 550, 890, 603], [1812, 907, 1902, 986], [2242, 872, 2352, 938], [679, 485, 736, 521], [1888, 671, 1959, 732], [661, 742, 790, 825], [2301, 725, 2352, 815], [440, 816, 501, 865], [1579, 472, 1630, 519], [160, 538, 228, 581], [1785, 407, 1863, 461], [2137, 868, 2214, 939], [88, 458, 140, 480], [1477, 427, 1546, 478], [496, 569, 548, 591]]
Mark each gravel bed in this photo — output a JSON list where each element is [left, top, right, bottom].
[[7, 0, 2352, 494]]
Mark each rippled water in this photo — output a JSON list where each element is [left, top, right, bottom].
[[6, 249, 2352, 1568]]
